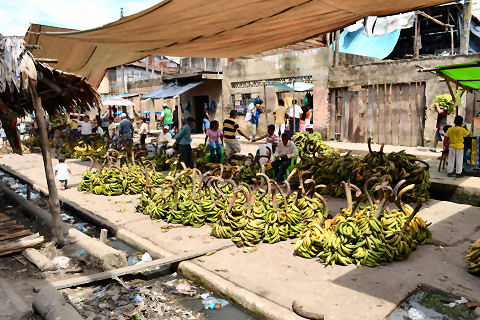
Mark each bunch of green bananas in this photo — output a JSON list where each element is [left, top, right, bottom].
[[293, 133, 430, 203], [211, 182, 327, 247], [78, 164, 166, 196], [294, 204, 432, 267], [465, 239, 480, 274], [137, 169, 230, 227]]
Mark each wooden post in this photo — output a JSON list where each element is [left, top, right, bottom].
[[292, 81, 296, 136], [450, 27, 455, 55], [29, 82, 64, 246], [99, 229, 108, 243], [333, 30, 340, 67], [414, 13, 420, 59], [460, 0, 473, 55], [263, 81, 268, 124]]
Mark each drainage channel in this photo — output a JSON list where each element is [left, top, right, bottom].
[[0, 169, 255, 320]]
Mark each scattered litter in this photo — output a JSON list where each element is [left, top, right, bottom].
[[95, 292, 104, 297], [175, 281, 191, 293], [205, 250, 217, 256], [140, 252, 152, 263], [201, 296, 229, 310], [447, 296, 468, 308], [76, 296, 85, 302], [407, 308, 426, 320], [128, 256, 139, 265], [74, 249, 86, 257], [61, 213, 74, 222], [112, 275, 130, 289], [134, 295, 143, 302], [74, 225, 88, 232], [243, 246, 258, 253], [52, 256, 70, 269], [200, 293, 210, 299]]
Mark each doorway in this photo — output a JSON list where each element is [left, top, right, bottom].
[[193, 95, 209, 133]]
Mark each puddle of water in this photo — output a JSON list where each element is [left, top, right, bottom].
[[387, 285, 474, 320]]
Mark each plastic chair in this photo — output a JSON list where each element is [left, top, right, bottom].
[[205, 146, 225, 164]]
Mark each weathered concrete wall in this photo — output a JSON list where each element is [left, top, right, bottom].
[[328, 54, 480, 146], [180, 80, 223, 131], [222, 48, 377, 136], [180, 58, 228, 73]]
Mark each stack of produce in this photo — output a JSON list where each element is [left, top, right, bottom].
[[433, 93, 455, 115], [78, 160, 166, 196], [465, 239, 480, 274], [293, 132, 430, 203], [71, 140, 106, 160], [211, 176, 328, 247], [137, 169, 229, 227], [294, 181, 432, 266]]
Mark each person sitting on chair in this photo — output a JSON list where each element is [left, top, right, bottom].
[[272, 133, 298, 183]]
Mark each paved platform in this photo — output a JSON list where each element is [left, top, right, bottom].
[[1, 152, 480, 320]]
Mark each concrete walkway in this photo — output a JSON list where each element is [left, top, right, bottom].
[[1, 152, 480, 320]]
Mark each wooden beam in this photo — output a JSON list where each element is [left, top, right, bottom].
[[51, 242, 235, 289], [414, 13, 420, 59], [416, 11, 454, 28], [34, 58, 58, 63], [0, 235, 44, 256], [333, 30, 340, 67]]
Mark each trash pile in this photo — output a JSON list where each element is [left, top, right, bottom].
[[71, 275, 234, 320]]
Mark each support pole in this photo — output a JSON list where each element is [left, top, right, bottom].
[[333, 30, 340, 67], [414, 13, 420, 59], [460, 0, 473, 55], [450, 27, 455, 55], [29, 81, 64, 246], [292, 81, 296, 136], [263, 81, 268, 124]]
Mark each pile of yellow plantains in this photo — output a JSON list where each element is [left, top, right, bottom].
[[295, 179, 432, 266], [465, 239, 480, 274]]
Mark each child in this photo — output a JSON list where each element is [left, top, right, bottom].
[[205, 120, 223, 163], [445, 116, 470, 178], [0, 125, 6, 146], [52, 127, 64, 158], [55, 155, 72, 190]]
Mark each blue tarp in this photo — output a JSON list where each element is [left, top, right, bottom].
[[338, 28, 400, 60], [141, 81, 204, 99], [142, 111, 151, 114], [101, 94, 128, 101], [154, 111, 162, 114], [268, 82, 315, 92]]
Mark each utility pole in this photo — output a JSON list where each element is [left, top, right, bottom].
[[333, 30, 340, 67], [460, 0, 473, 55], [120, 8, 124, 18]]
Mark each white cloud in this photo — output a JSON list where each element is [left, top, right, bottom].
[[0, 0, 160, 36]]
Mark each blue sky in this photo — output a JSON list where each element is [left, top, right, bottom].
[[0, 0, 161, 36]]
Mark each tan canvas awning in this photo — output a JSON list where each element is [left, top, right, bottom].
[[25, 0, 450, 77]]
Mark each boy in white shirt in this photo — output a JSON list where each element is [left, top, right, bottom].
[[55, 155, 72, 190]]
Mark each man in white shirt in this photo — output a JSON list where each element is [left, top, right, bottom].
[[79, 115, 93, 141], [286, 99, 303, 138], [272, 133, 298, 183], [107, 116, 118, 145]]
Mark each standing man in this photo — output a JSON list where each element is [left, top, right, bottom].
[[272, 133, 298, 183], [202, 103, 210, 134], [223, 110, 250, 157], [117, 113, 134, 147], [107, 116, 118, 146], [176, 117, 196, 169], [429, 102, 448, 152], [79, 115, 93, 142], [250, 104, 263, 139], [68, 115, 79, 136], [273, 99, 287, 136], [160, 103, 173, 129], [139, 117, 149, 148], [286, 99, 303, 138]]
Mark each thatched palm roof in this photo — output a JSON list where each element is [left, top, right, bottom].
[[0, 36, 100, 116]]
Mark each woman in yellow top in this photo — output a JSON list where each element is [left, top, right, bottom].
[[445, 115, 470, 178]]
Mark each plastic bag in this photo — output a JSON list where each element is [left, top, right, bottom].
[[407, 308, 425, 320], [52, 256, 70, 269]]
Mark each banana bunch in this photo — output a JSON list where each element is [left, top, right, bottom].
[[465, 239, 480, 274], [295, 204, 432, 267], [78, 164, 166, 196], [293, 133, 430, 203], [211, 183, 327, 247]]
